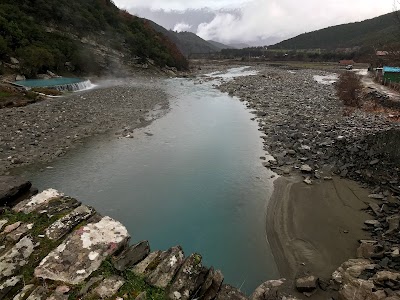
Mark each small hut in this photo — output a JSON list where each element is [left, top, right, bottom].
[[383, 66, 400, 83]]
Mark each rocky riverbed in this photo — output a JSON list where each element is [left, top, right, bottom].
[[0, 79, 168, 175], [219, 66, 399, 182], [218, 65, 400, 299]]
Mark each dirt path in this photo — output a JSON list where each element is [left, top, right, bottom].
[[359, 71, 400, 101]]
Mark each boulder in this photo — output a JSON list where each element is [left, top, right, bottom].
[[47, 70, 57, 77], [13, 189, 63, 214], [295, 275, 318, 293], [300, 164, 312, 173], [15, 75, 25, 81], [168, 253, 208, 300], [2, 221, 21, 234], [45, 205, 95, 240], [12, 284, 34, 300], [78, 276, 103, 296], [364, 220, 380, 226], [250, 279, 286, 300], [369, 203, 382, 216], [215, 284, 248, 300], [338, 278, 378, 300], [198, 268, 224, 300], [25, 286, 48, 299], [10, 57, 19, 64], [332, 259, 380, 300], [47, 285, 70, 300], [356, 241, 379, 259], [92, 276, 125, 299], [373, 271, 400, 285], [113, 240, 150, 271], [34, 216, 129, 285], [0, 276, 21, 299], [0, 176, 32, 206], [6, 222, 33, 242], [146, 246, 185, 288], [43, 197, 81, 217], [132, 251, 162, 276], [0, 236, 36, 281], [386, 215, 400, 235]]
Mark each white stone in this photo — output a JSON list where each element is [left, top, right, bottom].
[[35, 216, 129, 284], [132, 251, 162, 275], [93, 276, 125, 298], [169, 255, 178, 267], [89, 251, 99, 261], [45, 205, 94, 240], [80, 216, 128, 249], [0, 276, 21, 291], [13, 189, 63, 214], [3, 221, 21, 234], [0, 236, 35, 281]]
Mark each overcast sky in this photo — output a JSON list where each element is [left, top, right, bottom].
[[113, 0, 395, 45]]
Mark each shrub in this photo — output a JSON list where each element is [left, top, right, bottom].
[[17, 45, 55, 77], [336, 72, 363, 107]]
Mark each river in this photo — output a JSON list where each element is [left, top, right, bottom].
[[18, 67, 279, 294]]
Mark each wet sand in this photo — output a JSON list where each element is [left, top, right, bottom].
[[267, 176, 376, 282]]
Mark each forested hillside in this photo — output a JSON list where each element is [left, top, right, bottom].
[[271, 12, 400, 50], [146, 21, 220, 57], [0, 0, 188, 77]]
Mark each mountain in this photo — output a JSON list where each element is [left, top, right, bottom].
[[170, 32, 220, 56], [207, 40, 235, 50], [146, 21, 220, 56], [0, 0, 188, 78], [270, 12, 400, 50], [228, 43, 251, 49]]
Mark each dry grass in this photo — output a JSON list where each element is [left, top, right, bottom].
[[363, 100, 400, 122], [32, 87, 62, 96], [336, 72, 363, 107]]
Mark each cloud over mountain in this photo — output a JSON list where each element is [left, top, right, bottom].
[[117, 0, 393, 45]]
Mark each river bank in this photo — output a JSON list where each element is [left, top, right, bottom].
[[0, 77, 169, 175], [2, 61, 400, 298], [218, 64, 400, 298]]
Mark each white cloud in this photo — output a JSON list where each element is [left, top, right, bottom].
[[113, 0, 249, 11], [196, 0, 394, 44], [114, 0, 395, 44], [173, 22, 192, 32]]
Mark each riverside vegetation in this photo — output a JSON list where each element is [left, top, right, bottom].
[[0, 0, 188, 78]]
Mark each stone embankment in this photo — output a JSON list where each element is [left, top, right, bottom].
[[0, 82, 168, 175], [0, 176, 254, 300], [218, 66, 400, 299]]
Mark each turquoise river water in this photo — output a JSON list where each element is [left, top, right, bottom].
[[16, 77, 84, 87], [18, 67, 279, 294]]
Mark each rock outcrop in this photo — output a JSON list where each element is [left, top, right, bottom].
[[0, 182, 251, 299]]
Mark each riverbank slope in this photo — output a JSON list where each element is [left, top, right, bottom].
[[219, 63, 400, 298], [0, 78, 169, 175]]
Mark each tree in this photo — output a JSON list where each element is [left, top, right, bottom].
[[17, 45, 54, 77], [0, 36, 7, 58]]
